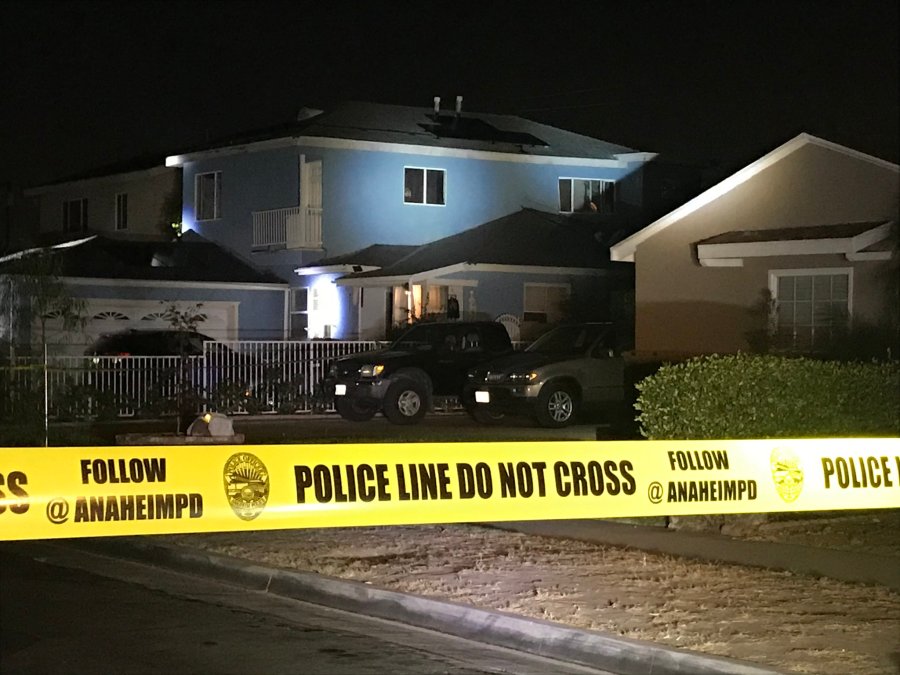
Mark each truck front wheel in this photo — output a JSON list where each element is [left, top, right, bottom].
[[383, 379, 428, 425]]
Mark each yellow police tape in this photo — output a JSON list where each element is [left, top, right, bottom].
[[1, 438, 898, 541]]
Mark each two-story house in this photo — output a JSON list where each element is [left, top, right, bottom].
[[8, 158, 287, 354], [167, 100, 669, 341]]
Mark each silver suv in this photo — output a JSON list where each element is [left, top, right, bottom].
[[462, 323, 625, 428]]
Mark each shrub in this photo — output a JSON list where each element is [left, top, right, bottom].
[[635, 354, 899, 439]]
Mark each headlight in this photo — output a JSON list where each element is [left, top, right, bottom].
[[507, 371, 538, 382], [359, 364, 385, 377], [327, 364, 338, 377]]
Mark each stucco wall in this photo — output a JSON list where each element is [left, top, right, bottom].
[[632, 142, 898, 358], [181, 143, 645, 276], [34, 168, 181, 238]]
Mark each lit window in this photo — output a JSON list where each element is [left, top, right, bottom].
[[63, 198, 88, 232], [771, 269, 850, 351], [404, 167, 445, 205], [115, 193, 128, 230], [289, 287, 308, 339], [558, 178, 614, 214], [196, 171, 222, 220], [523, 283, 569, 324]]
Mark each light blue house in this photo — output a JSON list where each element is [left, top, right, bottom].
[[167, 99, 667, 340]]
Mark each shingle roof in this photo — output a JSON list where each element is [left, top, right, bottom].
[[339, 209, 628, 280], [0, 232, 285, 285], [177, 101, 637, 160]]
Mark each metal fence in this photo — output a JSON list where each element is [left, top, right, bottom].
[[1, 340, 382, 419]]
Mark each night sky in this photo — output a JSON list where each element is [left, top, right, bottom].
[[2, 0, 897, 187]]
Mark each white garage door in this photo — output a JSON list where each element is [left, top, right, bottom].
[[40, 299, 238, 355]]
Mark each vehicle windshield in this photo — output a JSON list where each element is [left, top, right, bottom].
[[525, 324, 610, 355], [391, 324, 441, 350]]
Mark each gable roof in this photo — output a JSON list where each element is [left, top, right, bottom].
[[610, 133, 900, 263], [0, 232, 285, 286], [324, 209, 630, 286], [168, 101, 641, 165]]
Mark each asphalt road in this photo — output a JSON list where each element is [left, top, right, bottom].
[[0, 542, 613, 675]]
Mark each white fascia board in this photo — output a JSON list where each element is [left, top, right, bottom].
[[335, 262, 610, 287], [25, 166, 175, 195], [295, 264, 379, 276], [697, 222, 894, 262], [336, 275, 413, 287], [63, 277, 288, 292], [167, 135, 626, 169], [850, 221, 893, 252], [610, 133, 900, 263], [697, 239, 852, 260], [0, 236, 97, 264], [699, 258, 744, 268], [846, 250, 893, 262], [406, 262, 611, 280]]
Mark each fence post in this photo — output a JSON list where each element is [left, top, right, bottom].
[[43, 344, 49, 447]]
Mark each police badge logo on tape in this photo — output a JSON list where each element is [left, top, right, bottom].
[[223, 453, 270, 520], [770, 448, 804, 503]]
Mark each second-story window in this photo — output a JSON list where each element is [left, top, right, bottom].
[[404, 167, 445, 206], [115, 193, 128, 230], [63, 198, 88, 233], [558, 178, 615, 214], [196, 171, 222, 220]]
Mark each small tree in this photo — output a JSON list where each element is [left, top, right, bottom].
[[160, 302, 206, 432], [0, 251, 86, 356]]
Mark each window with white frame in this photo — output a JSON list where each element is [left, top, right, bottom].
[[62, 198, 88, 232], [770, 269, 851, 351], [523, 283, 570, 324], [289, 287, 308, 339], [195, 171, 222, 220], [404, 167, 445, 205], [115, 193, 128, 230], [558, 178, 614, 214]]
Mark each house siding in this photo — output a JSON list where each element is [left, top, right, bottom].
[[181, 143, 643, 278], [33, 168, 181, 239], [632, 142, 898, 359]]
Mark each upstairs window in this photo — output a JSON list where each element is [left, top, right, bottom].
[[559, 178, 615, 214], [771, 269, 851, 351], [196, 171, 222, 221], [63, 198, 88, 233], [115, 193, 128, 230], [404, 167, 445, 206]]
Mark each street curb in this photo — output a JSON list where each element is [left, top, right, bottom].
[[77, 537, 784, 675]]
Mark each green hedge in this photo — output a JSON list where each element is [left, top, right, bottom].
[[635, 354, 900, 439]]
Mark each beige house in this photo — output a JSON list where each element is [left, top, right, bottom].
[[611, 134, 898, 360], [25, 161, 181, 241]]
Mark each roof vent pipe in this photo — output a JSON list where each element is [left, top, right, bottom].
[[433, 96, 441, 114], [456, 95, 463, 114]]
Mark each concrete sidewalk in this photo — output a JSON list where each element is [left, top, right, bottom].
[[492, 519, 900, 590]]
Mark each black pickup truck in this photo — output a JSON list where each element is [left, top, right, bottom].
[[323, 321, 513, 425]]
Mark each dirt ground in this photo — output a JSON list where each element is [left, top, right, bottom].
[[162, 511, 900, 675]]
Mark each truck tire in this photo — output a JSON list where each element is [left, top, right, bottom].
[[535, 383, 578, 428], [383, 378, 428, 425], [466, 405, 506, 425], [335, 397, 377, 422]]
